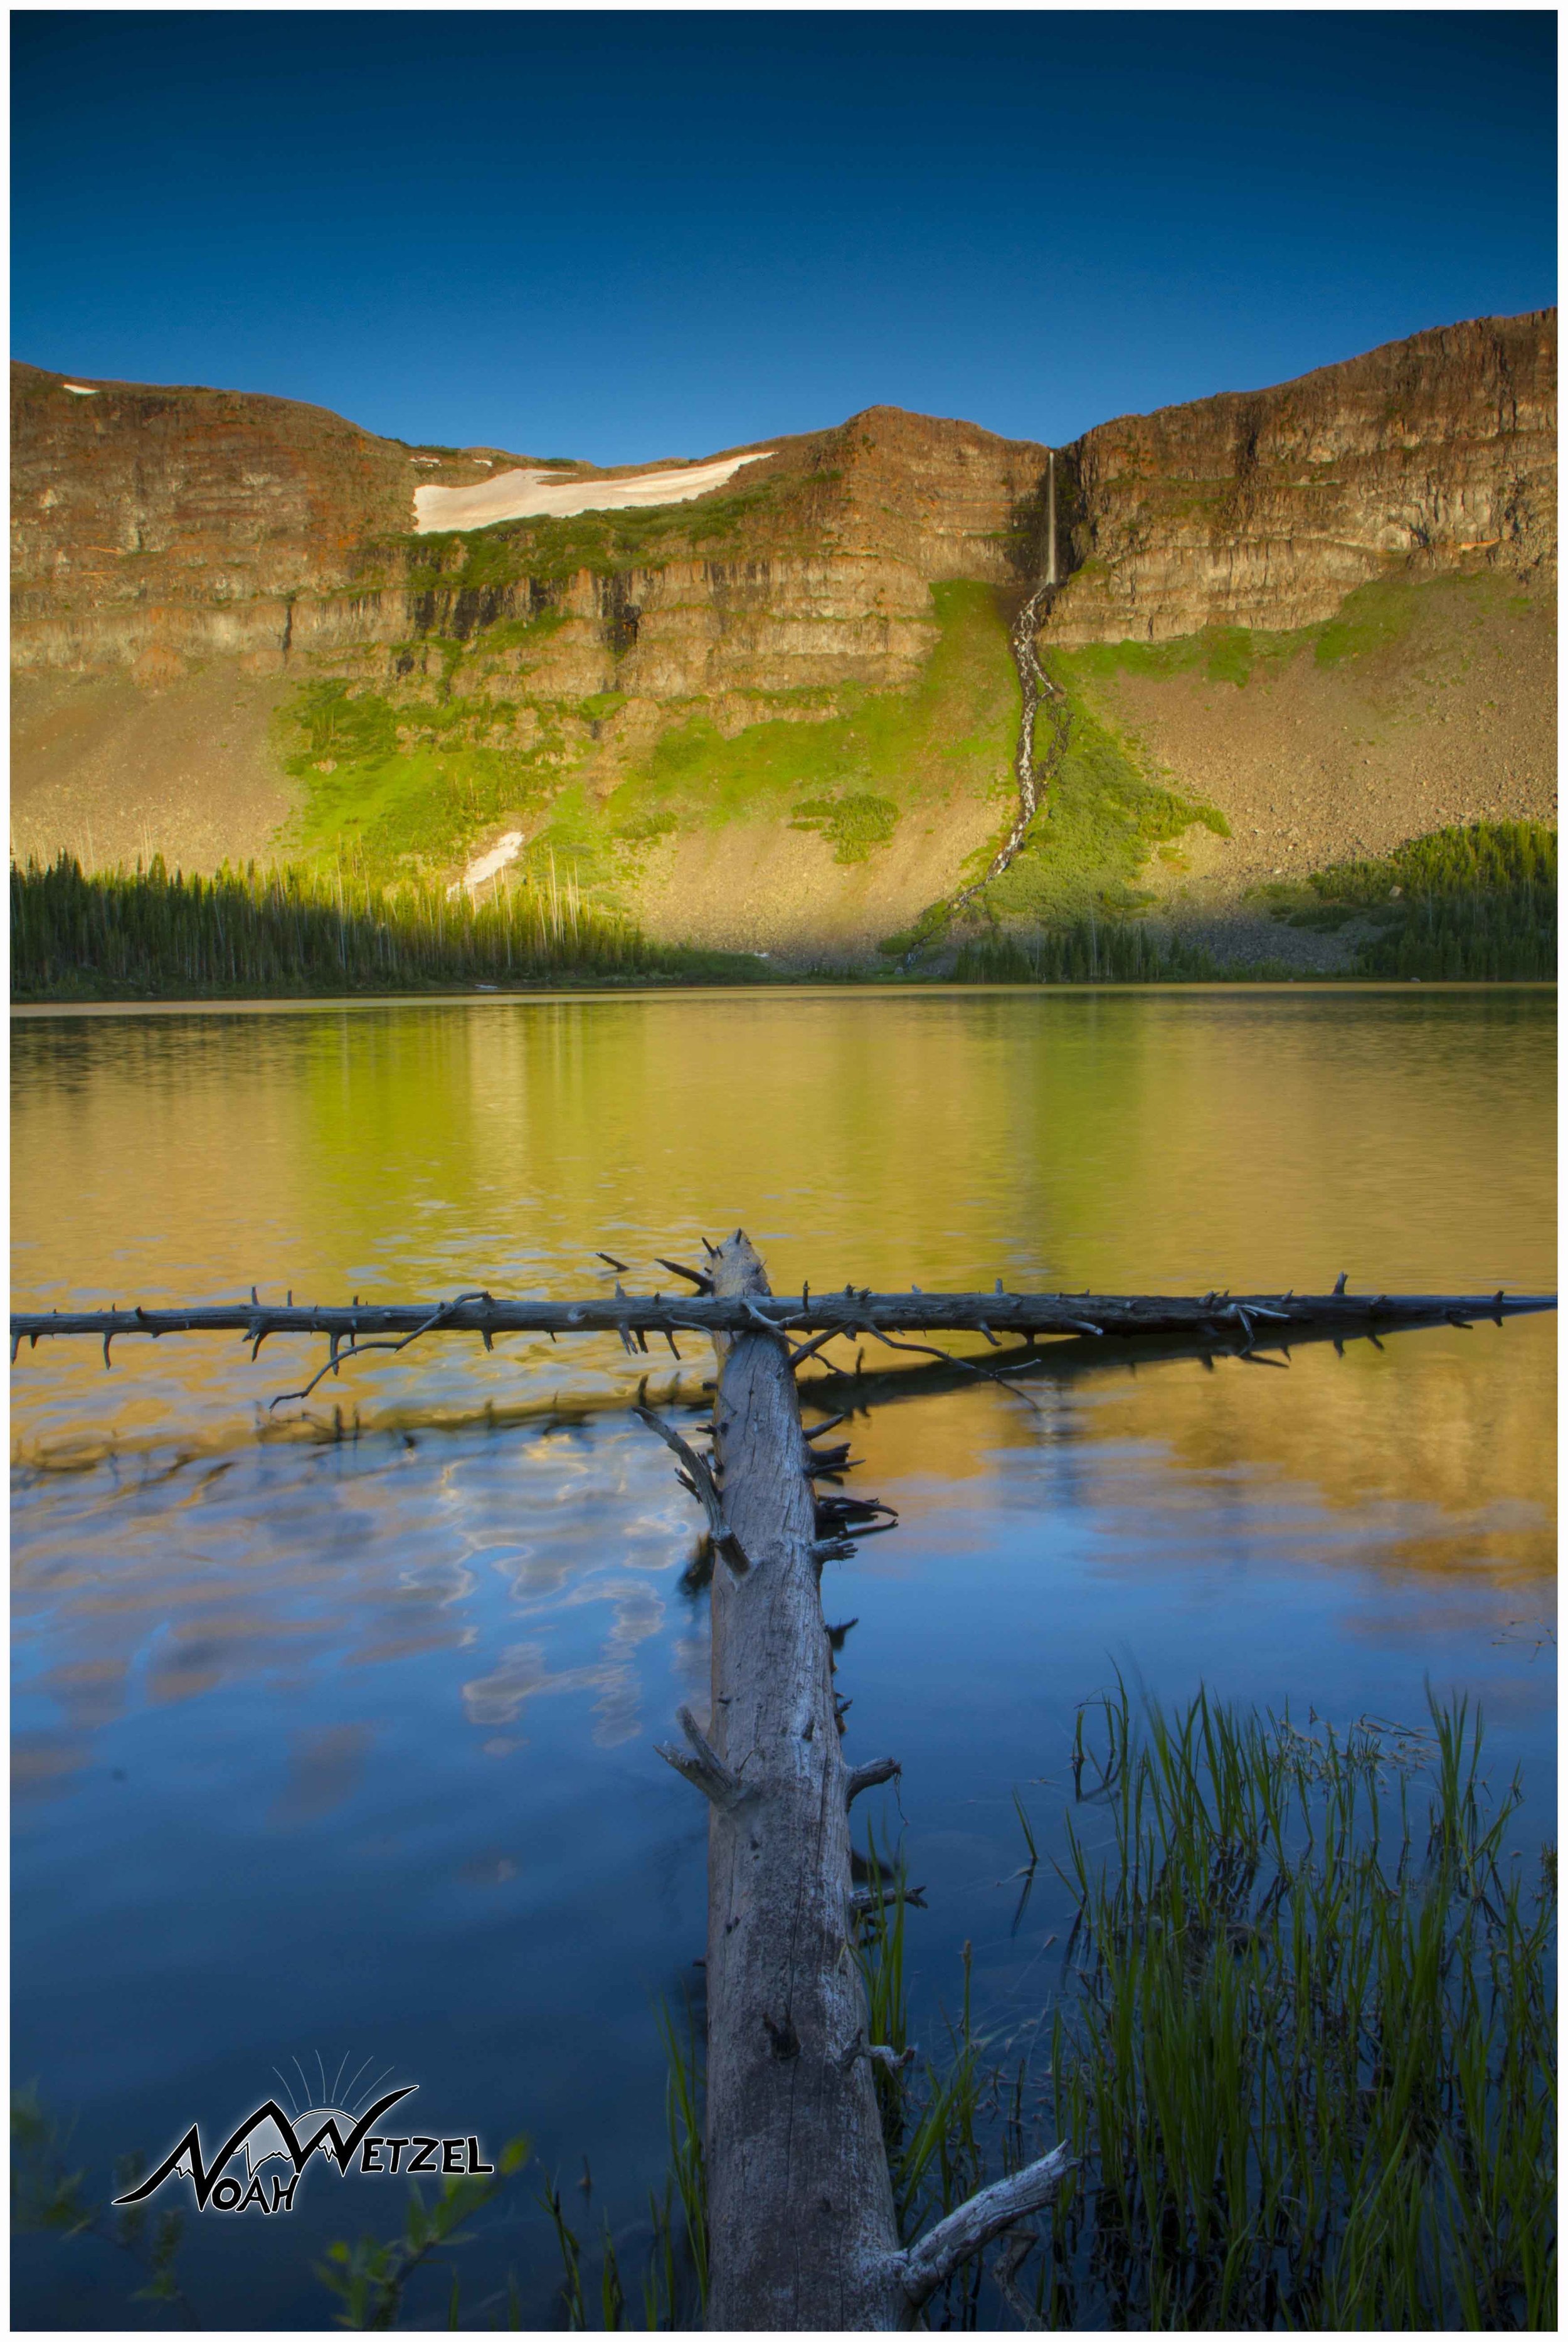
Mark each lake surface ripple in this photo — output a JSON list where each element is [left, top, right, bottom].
[[11, 988, 1556, 2328]]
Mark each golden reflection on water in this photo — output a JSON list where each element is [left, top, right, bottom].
[[9, 991, 1555, 2334], [13, 990, 1555, 1591]]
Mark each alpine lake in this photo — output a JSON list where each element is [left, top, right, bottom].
[[11, 985, 1555, 2329]]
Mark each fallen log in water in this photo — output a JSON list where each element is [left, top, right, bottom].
[[10, 1281, 1554, 1373], [9, 1248, 1554, 2325], [664, 1234, 1071, 2327]]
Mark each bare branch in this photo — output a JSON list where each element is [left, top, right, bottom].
[[892, 2144, 1075, 2308], [655, 1256, 714, 1295], [655, 1705, 751, 1809], [866, 1326, 1046, 1412], [991, 2229, 1046, 2329], [811, 1537, 857, 1566], [845, 1757, 902, 1806], [866, 2043, 917, 2074], [851, 1883, 926, 1912], [267, 1291, 497, 1409], [814, 1493, 899, 1537], [634, 1406, 749, 1576], [788, 1324, 849, 1370], [13, 1288, 1554, 1357]]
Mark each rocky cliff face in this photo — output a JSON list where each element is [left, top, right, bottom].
[[1044, 311, 1555, 647], [15, 317, 1552, 688], [11, 369, 1049, 688], [10, 316, 1555, 965], [12, 362, 425, 676]]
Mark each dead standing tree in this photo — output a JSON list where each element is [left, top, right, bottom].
[[12, 1249, 1554, 2328]]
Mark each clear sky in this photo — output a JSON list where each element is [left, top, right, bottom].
[[11, 8, 1557, 463]]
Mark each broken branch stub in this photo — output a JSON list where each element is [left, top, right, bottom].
[[633, 1405, 748, 1576], [891, 2144, 1076, 2309]]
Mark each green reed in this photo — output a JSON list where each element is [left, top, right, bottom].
[[546, 1694, 1555, 2330], [9, 853, 761, 999], [19, 1690, 1550, 2328], [543, 1993, 707, 2331], [1036, 1685, 1556, 2329]]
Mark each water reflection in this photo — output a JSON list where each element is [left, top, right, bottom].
[[11, 988, 1555, 2329]]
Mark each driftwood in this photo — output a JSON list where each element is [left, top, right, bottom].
[[660, 1233, 1071, 2327], [11, 1244, 1555, 2326], [10, 1283, 1552, 1375]]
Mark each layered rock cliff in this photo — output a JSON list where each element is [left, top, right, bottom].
[[1043, 311, 1555, 647], [10, 313, 1556, 963], [11, 369, 1049, 685]]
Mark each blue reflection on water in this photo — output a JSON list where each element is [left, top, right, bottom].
[[11, 992, 1555, 2327]]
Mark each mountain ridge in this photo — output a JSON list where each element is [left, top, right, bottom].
[[11, 312, 1555, 969]]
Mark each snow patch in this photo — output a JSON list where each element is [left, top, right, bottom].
[[449, 830, 524, 897], [414, 450, 772, 534], [61, 383, 98, 396]]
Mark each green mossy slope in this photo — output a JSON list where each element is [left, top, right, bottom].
[[275, 581, 1020, 906], [597, 580, 1017, 847]]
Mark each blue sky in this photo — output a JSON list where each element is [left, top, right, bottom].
[[11, 9, 1557, 462]]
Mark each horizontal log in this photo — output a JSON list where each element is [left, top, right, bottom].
[[9, 1286, 1555, 1359]]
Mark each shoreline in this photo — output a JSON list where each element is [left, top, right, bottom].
[[11, 980, 1556, 1020]]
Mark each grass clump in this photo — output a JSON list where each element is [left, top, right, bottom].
[[1061, 574, 1529, 699], [11, 2089, 195, 2326], [1063, 621, 1296, 692], [9, 855, 768, 1000], [544, 1998, 709, 2331], [1032, 1686, 1556, 2331], [281, 580, 1014, 888], [16, 1687, 1551, 2329], [280, 680, 570, 878], [291, 678, 403, 763], [791, 793, 901, 862], [1287, 821, 1556, 979], [984, 678, 1227, 925]]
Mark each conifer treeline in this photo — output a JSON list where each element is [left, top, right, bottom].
[[9, 820, 1554, 999], [9, 854, 749, 999], [1313, 820, 1556, 980], [951, 822, 1555, 985]]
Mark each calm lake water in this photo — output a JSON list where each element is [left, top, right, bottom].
[[11, 987, 1556, 2329]]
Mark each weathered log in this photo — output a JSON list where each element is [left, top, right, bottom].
[[682, 1231, 901, 2327], [655, 1234, 1069, 2329], [9, 1284, 1554, 1367]]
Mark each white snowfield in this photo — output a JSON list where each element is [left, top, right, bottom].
[[414, 450, 772, 534], [448, 831, 524, 896]]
